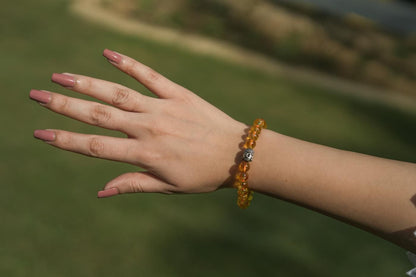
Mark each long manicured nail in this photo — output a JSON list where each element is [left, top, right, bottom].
[[33, 130, 56, 141], [29, 89, 51, 104], [97, 187, 119, 198], [103, 49, 122, 64], [51, 73, 75, 88]]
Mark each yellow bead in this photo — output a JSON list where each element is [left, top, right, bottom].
[[238, 161, 250, 173], [250, 126, 261, 135], [236, 172, 248, 182], [243, 138, 256, 149], [248, 130, 259, 140], [254, 118, 267, 129], [237, 200, 247, 209], [235, 118, 267, 209]]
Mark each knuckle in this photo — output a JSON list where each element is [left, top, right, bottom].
[[142, 67, 160, 85], [90, 104, 111, 126], [125, 61, 138, 76], [87, 137, 105, 157], [56, 96, 71, 111], [135, 144, 161, 166], [143, 149, 164, 166], [111, 87, 130, 106], [179, 89, 196, 103], [147, 117, 168, 137], [128, 178, 145, 193], [78, 77, 92, 90], [56, 131, 71, 148]]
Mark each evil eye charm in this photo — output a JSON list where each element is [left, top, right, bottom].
[[243, 149, 254, 162]]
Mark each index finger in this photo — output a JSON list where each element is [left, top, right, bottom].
[[103, 49, 189, 99]]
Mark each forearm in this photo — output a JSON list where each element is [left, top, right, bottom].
[[250, 129, 416, 252]]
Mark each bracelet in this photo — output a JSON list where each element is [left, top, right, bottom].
[[234, 118, 267, 209]]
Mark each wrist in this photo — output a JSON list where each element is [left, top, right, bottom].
[[247, 129, 282, 195]]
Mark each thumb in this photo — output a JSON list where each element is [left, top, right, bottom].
[[97, 171, 173, 198]]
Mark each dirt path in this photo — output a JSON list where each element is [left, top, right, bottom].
[[70, 0, 416, 112]]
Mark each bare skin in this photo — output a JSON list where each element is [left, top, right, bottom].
[[30, 49, 416, 253]]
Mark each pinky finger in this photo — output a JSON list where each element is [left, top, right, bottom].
[[98, 172, 174, 197]]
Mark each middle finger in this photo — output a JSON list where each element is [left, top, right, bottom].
[[30, 89, 138, 136]]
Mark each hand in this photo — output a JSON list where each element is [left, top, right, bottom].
[[30, 49, 246, 197]]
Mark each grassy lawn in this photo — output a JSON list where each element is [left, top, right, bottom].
[[1, 0, 415, 276]]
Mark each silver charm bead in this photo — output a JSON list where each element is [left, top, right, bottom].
[[243, 149, 254, 162]]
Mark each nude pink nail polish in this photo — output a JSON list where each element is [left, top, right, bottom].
[[51, 73, 75, 87], [33, 130, 56, 141], [97, 187, 119, 198], [103, 49, 122, 64], [29, 89, 51, 104]]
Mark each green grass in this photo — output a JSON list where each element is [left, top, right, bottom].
[[1, 1, 416, 276]]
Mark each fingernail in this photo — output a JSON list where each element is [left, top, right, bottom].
[[97, 187, 119, 198], [29, 89, 51, 104], [34, 129, 56, 141], [103, 49, 122, 64], [51, 73, 75, 88]]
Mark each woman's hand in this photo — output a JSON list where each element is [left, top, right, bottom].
[[30, 49, 246, 197]]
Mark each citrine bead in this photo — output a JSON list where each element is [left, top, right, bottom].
[[236, 118, 266, 209], [248, 130, 259, 140], [237, 200, 247, 209], [254, 118, 267, 128], [250, 126, 261, 135], [236, 172, 248, 182], [238, 161, 250, 172], [243, 138, 256, 149]]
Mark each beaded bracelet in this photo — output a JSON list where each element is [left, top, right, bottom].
[[234, 118, 267, 209]]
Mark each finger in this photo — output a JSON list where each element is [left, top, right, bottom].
[[97, 172, 174, 197], [103, 49, 189, 99], [51, 73, 154, 112], [31, 89, 136, 135], [34, 129, 145, 165]]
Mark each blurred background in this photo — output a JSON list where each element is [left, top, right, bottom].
[[1, 0, 415, 276]]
